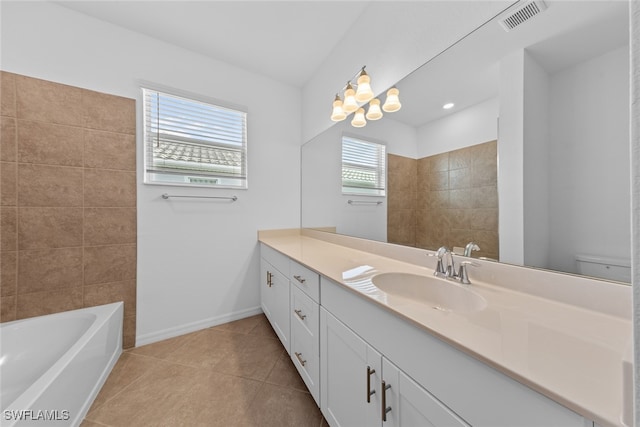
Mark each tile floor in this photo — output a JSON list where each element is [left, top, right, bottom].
[[82, 314, 328, 427]]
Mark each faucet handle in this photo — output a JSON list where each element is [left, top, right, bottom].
[[458, 261, 480, 285], [429, 247, 449, 277]]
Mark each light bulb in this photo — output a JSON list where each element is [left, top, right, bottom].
[[366, 98, 383, 120], [343, 82, 358, 113], [443, 102, 455, 110], [331, 94, 346, 121], [382, 87, 401, 112], [355, 70, 374, 103], [351, 108, 366, 127]]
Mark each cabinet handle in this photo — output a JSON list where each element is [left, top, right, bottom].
[[381, 380, 391, 422], [294, 309, 307, 320], [266, 271, 273, 287], [294, 351, 307, 366], [366, 366, 376, 403], [293, 275, 306, 284]]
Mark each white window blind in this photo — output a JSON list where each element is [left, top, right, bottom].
[[342, 136, 386, 196], [143, 87, 247, 188]]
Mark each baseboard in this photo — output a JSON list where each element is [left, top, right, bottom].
[[135, 306, 263, 347]]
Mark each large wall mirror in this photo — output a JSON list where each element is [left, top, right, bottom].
[[301, 0, 631, 283]]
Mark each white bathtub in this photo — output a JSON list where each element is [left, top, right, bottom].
[[1, 302, 123, 426]]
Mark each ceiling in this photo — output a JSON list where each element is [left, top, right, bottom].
[[55, 0, 629, 128], [55, 1, 370, 88]]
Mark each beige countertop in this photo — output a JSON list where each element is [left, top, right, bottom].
[[258, 230, 632, 427]]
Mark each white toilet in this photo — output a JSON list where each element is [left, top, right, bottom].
[[575, 254, 631, 283]]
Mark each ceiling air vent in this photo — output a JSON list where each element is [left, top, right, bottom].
[[498, 1, 547, 32]]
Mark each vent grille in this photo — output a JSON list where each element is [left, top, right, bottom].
[[499, 1, 547, 32]]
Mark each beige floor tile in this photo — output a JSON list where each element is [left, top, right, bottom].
[[87, 363, 260, 427], [248, 315, 280, 340], [211, 314, 265, 335], [80, 420, 107, 427], [84, 315, 328, 427], [209, 332, 284, 381], [128, 329, 206, 359], [265, 352, 308, 392], [247, 383, 322, 427], [89, 352, 172, 410]]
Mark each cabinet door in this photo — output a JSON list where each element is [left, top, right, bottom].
[[382, 359, 470, 427], [321, 308, 381, 427], [260, 258, 290, 353]]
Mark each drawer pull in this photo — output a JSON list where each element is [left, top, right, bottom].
[[366, 366, 376, 403], [266, 271, 273, 287], [294, 309, 307, 320], [293, 275, 306, 284], [382, 380, 391, 422], [294, 351, 307, 366]]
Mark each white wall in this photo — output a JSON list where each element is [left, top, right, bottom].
[[301, 117, 417, 242], [498, 50, 526, 265], [630, 3, 640, 423], [548, 45, 631, 274], [0, 1, 301, 344], [523, 53, 550, 269], [416, 97, 498, 158]]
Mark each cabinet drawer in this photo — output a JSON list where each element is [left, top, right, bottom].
[[291, 285, 319, 340], [291, 287, 320, 404], [261, 244, 289, 276], [290, 260, 320, 302]]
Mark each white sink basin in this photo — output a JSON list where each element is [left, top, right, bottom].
[[371, 272, 487, 313]]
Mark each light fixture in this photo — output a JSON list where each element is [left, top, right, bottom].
[[342, 82, 358, 114], [366, 98, 383, 120], [331, 94, 346, 121], [443, 102, 455, 110], [329, 66, 401, 128], [351, 108, 367, 127], [382, 87, 401, 112], [355, 69, 374, 103]]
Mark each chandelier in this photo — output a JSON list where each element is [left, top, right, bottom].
[[330, 66, 401, 128]]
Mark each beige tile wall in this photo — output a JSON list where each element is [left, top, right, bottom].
[[387, 154, 417, 246], [416, 140, 498, 259], [0, 72, 137, 348], [387, 141, 498, 260]]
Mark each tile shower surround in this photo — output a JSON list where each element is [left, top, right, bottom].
[[0, 71, 137, 348], [387, 141, 498, 260]]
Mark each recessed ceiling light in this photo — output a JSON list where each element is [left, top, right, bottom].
[[443, 103, 455, 110]]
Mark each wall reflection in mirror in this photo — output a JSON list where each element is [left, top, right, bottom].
[[301, 0, 631, 283]]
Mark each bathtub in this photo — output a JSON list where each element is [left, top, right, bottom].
[[1, 302, 123, 426]]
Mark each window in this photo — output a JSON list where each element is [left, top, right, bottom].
[[143, 87, 247, 188], [341, 136, 386, 196]]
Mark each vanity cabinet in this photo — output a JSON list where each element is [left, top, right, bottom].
[[290, 269, 320, 405], [321, 276, 588, 427], [260, 246, 291, 353], [261, 243, 321, 404], [321, 307, 469, 427], [260, 243, 598, 427]]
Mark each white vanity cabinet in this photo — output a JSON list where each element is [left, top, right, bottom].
[[260, 245, 290, 353], [261, 243, 321, 404], [321, 276, 588, 427], [320, 307, 469, 427], [289, 261, 321, 405], [260, 242, 599, 427]]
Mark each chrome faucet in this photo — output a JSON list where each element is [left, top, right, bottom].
[[433, 246, 478, 285], [464, 242, 480, 257], [434, 246, 449, 277]]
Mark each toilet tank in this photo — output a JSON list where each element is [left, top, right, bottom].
[[575, 254, 631, 282]]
